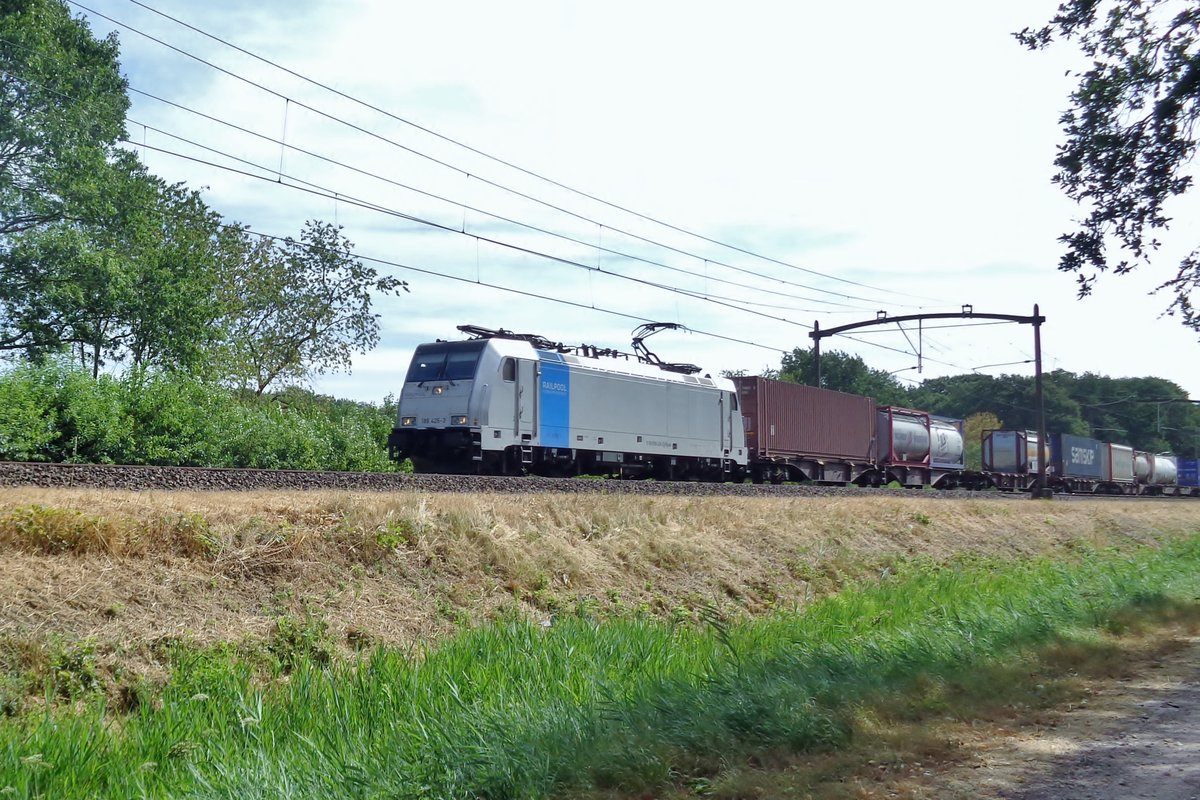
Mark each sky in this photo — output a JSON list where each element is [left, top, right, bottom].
[[74, 0, 1200, 405]]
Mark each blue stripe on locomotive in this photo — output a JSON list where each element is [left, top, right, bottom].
[[537, 352, 570, 447], [1180, 458, 1200, 488], [1050, 433, 1104, 479]]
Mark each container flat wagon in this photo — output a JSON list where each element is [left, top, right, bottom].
[[731, 376, 875, 484], [981, 430, 1044, 491]]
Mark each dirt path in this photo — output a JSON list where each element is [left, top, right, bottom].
[[927, 637, 1200, 800]]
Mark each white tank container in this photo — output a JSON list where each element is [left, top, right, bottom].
[[884, 411, 930, 461], [930, 418, 964, 465], [1134, 452, 1153, 482], [1150, 454, 1177, 485]]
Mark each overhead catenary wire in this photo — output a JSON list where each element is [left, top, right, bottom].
[[111, 0, 941, 304], [126, 137, 833, 338], [222, 222, 789, 357], [122, 95, 874, 312], [0, 56, 911, 357], [124, 138, 964, 371], [1, 27, 981, 373], [69, 0, 934, 309]]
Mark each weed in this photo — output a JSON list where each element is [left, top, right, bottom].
[[0, 505, 117, 554], [267, 613, 333, 673], [170, 512, 218, 558], [49, 643, 100, 700], [374, 518, 413, 551]]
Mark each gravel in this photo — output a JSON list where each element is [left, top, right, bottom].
[[0, 461, 1015, 499]]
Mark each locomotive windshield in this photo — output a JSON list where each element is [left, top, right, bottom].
[[406, 340, 487, 382]]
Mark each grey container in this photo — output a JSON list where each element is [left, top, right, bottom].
[[731, 376, 876, 462], [1103, 443, 1134, 483], [982, 430, 1043, 474], [1051, 433, 1104, 480]]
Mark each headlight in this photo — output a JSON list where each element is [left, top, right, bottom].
[[451, 415, 468, 425], [433, 386, 444, 395], [401, 417, 416, 426]]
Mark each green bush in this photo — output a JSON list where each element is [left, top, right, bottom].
[[0, 363, 56, 460], [0, 362, 399, 472]]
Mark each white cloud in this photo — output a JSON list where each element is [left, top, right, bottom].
[[79, 0, 1200, 404]]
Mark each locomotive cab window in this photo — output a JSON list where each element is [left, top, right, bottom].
[[444, 349, 482, 381], [730, 392, 738, 411], [406, 340, 487, 382], [502, 358, 515, 382]]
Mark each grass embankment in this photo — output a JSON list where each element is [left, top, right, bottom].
[[1, 490, 1199, 797], [4, 534, 1200, 797]]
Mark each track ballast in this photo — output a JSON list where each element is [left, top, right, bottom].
[[0, 461, 1017, 499]]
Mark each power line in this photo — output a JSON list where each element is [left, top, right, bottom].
[[72, 0, 936, 307], [0, 54, 942, 366], [2, 26, 969, 370], [226, 223, 787, 357], [126, 137, 836, 335], [127, 135, 980, 370], [124, 92, 875, 312]]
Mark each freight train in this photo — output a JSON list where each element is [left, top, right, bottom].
[[981, 430, 1197, 496], [388, 325, 1198, 496]]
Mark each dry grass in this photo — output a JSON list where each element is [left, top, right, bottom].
[[0, 488, 1196, 670]]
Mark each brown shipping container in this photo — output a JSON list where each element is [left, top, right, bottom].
[[732, 376, 876, 461]]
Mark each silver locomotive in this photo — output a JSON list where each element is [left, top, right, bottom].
[[388, 325, 747, 480]]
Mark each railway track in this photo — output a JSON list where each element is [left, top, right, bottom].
[[0, 461, 1026, 499]]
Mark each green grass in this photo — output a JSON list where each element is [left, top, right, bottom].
[[5, 537, 1200, 799]]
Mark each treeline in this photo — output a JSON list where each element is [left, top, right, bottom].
[[773, 348, 1200, 457], [1, 1, 408, 470], [1, 1, 404, 392], [0, 361, 400, 471]]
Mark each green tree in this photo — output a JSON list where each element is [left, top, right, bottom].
[[104, 163, 226, 373], [216, 221, 408, 395], [778, 347, 910, 406], [2, 157, 227, 376], [1017, 1, 1200, 328], [910, 372, 1088, 437], [0, 0, 134, 365], [0, 0, 128, 237], [1071, 372, 1200, 452]]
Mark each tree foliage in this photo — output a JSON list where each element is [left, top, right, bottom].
[[1017, 1, 1200, 327], [0, 1, 408, 393], [215, 222, 409, 395], [0, 0, 128, 236], [1, 156, 227, 375], [908, 369, 1200, 456], [778, 347, 910, 406]]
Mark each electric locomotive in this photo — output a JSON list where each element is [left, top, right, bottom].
[[388, 324, 748, 480]]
